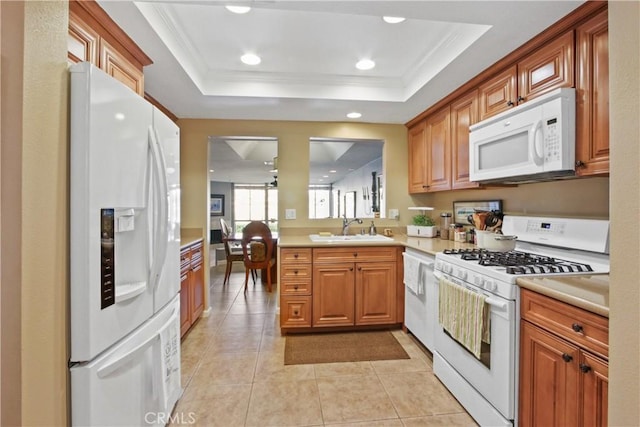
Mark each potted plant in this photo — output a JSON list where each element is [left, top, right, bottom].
[[407, 214, 438, 238]]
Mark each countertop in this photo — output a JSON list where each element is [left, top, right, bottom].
[[277, 233, 475, 255], [277, 232, 610, 317], [516, 275, 609, 318]]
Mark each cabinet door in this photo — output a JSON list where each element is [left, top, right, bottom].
[[312, 263, 355, 327], [408, 121, 428, 193], [580, 352, 608, 427], [99, 38, 145, 96], [68, 13, 99, 65], [450, 90, 480, 190], [425, 106, 451, 192], [190, 262, 205, 320], [355, 262, 396, 325], [519, 321, 579, 427], [280, 295, 312, 328], [575, 10, 609, 176], [517, 31, 574, 103], [179, 272, 190, 337], [479, 65, 517, 121]]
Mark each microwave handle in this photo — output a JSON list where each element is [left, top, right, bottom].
[[529, 120, 544, 166]]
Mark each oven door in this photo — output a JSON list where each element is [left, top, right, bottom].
[[433, 271, 516, 419]]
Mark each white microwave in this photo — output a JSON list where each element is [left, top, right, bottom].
[[469, 88, 576, 183]]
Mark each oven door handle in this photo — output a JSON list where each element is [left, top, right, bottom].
[[434, 270, 508, 311]]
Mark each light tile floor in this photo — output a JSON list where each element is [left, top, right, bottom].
[[173, 265, 477, 427]]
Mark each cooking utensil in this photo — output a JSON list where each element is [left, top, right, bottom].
[[476, 231, 517, 251]]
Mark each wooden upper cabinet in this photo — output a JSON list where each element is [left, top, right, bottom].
[[100, 38, 145, 96], [408, 107, 452, 193], [480, 31, 574, 121], [68, 0, 152, 96], [517, 30, 574, 103], [425, 106, 452, 192], [408, 121, 428, 193], [575, 9, 609, 176], [451, 90, 480, 189], [68, 12, 99, 64], [479, 65, 517, 121]]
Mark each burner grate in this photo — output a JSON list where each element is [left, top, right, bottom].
[[445, 249, 594, 275]]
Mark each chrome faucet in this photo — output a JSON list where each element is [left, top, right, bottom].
[[342, 216, 363, 235]]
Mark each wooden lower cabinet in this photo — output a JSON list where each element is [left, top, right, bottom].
[[313, 263, 356, 327], [280, 246, 399, 332], [180, 240, 205, 337], [519, 288, 608, 427]]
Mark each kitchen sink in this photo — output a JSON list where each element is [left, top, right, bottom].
[[308, 234, 394, 243]]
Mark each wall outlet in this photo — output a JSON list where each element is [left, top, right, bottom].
[[285, 209, 296, 220], [389, 209, 399, 220]]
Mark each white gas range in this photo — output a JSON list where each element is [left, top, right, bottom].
[[432, 215, 610, 426]]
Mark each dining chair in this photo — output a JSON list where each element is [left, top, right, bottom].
[[220, 218, 255, 286], [240, 221, 276, 293]]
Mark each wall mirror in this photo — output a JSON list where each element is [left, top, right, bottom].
[[308, 137, 384, 219]]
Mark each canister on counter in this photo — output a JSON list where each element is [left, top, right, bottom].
[[440, 212, 452, 240], [449, 224, 456, 240]]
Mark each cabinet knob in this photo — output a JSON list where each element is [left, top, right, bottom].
[[353, 253, 358, 257], [294, 253, 299, 258], [293, 285, 298, 290], [579, 363, 592, 373], [294, 270, 298, 275], [350, 267, 354, 271], [571, 323, 584, 333], [358, 267, 362, 271], [575, 160, 585, 168], [293, 310, 299, 316], [562, 353, 573, 363], [507, 100, 515, 106], [517, 96, 525, 103]]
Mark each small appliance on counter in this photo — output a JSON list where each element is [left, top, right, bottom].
[[407, 206, 437, 238]]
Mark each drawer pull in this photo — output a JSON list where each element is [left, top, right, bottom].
[[294, 270, 299, 275], [562, 353, 573, 363], [571, 323, 584, 333], [293, 285, 298, 290], [294, 253, 299, 258], [353, 253, 358, 257], [579, 363, 592, 373]]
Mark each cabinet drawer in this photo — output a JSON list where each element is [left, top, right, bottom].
[[189, 243, 203, 267], [281, 264, 312, 281], [281, 280, 311, 296], [313, 246, 397, 264], [280, 295, 312, 328], [521, 288, 608, 359], [180, 248, 191, 274], [280, 248, 312, 263]]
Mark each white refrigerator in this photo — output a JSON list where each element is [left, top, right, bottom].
[[69, 62, 182, 426]]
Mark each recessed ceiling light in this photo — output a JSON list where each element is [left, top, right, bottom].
[[322, 175, 329, 178], [356, 59, 375, 70], [382, 16, 406, 24], [347, 112, 362, 119], [209, 169, 214, 173], [241, 53, 261, 65], [225, 5, 251, 14], [329, 170, 337, 173]]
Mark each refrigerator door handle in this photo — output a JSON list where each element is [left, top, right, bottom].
[[148, 126, 170, 291], [96, 306, 177, 379], [115, 281, 148, 303]]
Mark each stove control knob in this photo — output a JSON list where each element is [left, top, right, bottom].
[[474, 276, 483, 286], [486, 281, 497, 291], [445, 264, 453, 274], [457, 269, 468, 280]]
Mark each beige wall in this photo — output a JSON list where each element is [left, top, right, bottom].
[[1, 2, 25, 425], [0, 1, 69, 425], [609, 2, 640, 425]]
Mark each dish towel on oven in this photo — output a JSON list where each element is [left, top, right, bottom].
[[402, 253, 424, 295], [438, 276, 490, 359]]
